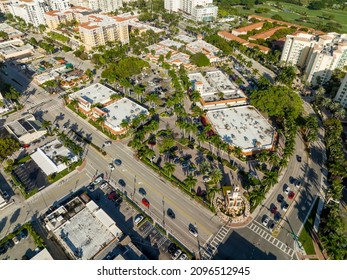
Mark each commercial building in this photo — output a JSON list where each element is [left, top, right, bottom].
[[78, 13, 129, 51], [69, 0, 123, 13], [205, 105, 276, 155], [281, 32, 347, 85], [186, 38, 222, 63], [128, 20, 165, 34], [91, 97, 149, 135], [31, 139, 78, 176], [7, 0, 49, 27], [0, 23, 23, 40], [68, 83, 116, 115], [47, 0, 70, 11], [5, 114, 46, 145], [189, 70, 247, 108], [0, 39, 34, 60], [334, 73, 347, 108], [44, 196, 122, 260]]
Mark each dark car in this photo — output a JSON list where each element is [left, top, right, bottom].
[[277, 194, 284, 203], [5, 239, 15, 249], [138, 187, 146, 197], [167, 208, 175, 219], [0, 246, 7, 255], [168, 243, 177, 254], [114, 159, 122, 166], [274, 212, 282, 221], [297, 155, 302, 162], [118, 179, 126, 187], [270, 205, 277, 214], [108, 191, 118, 200], [142, 198, 150, 207]]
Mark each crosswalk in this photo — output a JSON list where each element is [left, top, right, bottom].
[[201, 224, 231, 260], [248, 221, 295, 258]]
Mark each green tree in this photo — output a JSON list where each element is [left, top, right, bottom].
[[209, 168, 223, 186], [207, 186, 220, 204], [183, 175, 197, 192], [0, 138, 21, 161], [262, 170, 279, 190], [163, 162, 175, 177], [190, 52, 210, 67]]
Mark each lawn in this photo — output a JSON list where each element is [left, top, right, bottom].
[[298, 197, 319, 255], [235, 1, 347, 33]]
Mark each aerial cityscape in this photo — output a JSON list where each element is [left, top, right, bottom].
[[0, 0, 346, 261]]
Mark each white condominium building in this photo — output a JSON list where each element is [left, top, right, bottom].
[[78, 13, 129, 51], [8, 0, 49, 27], [164, 0, 180, 12], [334, 74, 347, 108], [281, 32, 347, 85], [69, 0, 123, 13], [47, 0, 70, 11], [0, 0, 11, 14], [280, 33, 316, 68], [164, 0, 218, 22]]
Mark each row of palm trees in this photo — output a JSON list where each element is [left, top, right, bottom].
[[317, 118, 347, 259]]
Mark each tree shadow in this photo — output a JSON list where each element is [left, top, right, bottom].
[[0, 217, 8, 232], [10, 208, 20, 225]]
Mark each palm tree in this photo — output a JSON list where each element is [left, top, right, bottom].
[[262, 170, 279, 190], [120, 118, 130, 130], [70, 98, 79, 110], [209, 168, 223, 186], [183, 175, 197, 193], [197, 132, 207, 147], [200, 160, 210, 175], [42, 119, 52, 134], [163, 162, 175, 177], [269, 153, 280, 168], [232, 146, 243, 158], [256, 150, 269, 163], [207, 186, 220, 205], [96, 116, 105, 132], [59, 156, 71, 171]]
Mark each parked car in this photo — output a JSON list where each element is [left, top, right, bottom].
[[172, 249, 182, 260], [168, 243, 177, 255], [100, 181, 108, 189], [93, 176, 103, 185], [182, 161, 190, 168], [108, 191, 118, 200], [12, 235, 20, 244], [294, 180, 301, 188], [274, 212, 281, 221], [178, 253, 188, 260], [1, 190, 9, 200], [288, 191, 295, 200], [19, 229, 28, 240], [262, 215, 270, 227], [284, 185, 290, 195], [87, 184, 95, 191], [0, 246, 7, 255], [277, 194, 284, 203], [270, 205, 277, 214], [268, 220, 275, 232], [138, 187, 146, 197], [142, 198, 150, 208], [5, 239, 14, 249], [296, 155, 302, 162], [189, 226, 198, 237], [167, 208, 175, 219], [282, 202, 289, 212], [104, 141, 112, 146], [134, 214, 144, 226]]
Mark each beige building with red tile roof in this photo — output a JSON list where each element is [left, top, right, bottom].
[[232, 21, 265, 36], [249, 26, 287, 41]]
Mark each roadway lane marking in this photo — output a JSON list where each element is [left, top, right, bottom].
[[248, 221, 295, 258]]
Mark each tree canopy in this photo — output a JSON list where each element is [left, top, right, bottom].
[[101, 57, 149, 83], [250, 85, 303, 119], [190, 52, 210, 67], [0, 137, 21, 161]]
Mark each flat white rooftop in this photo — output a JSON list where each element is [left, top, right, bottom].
[[186, 39, 220, 55], [69, 83, 115, 105], [0, 23, 23, 38], [103, 97, 148, 132], [189, 70, 247, 102], [174, 34, 196, 44], [53, 201, 119, 260], [206, 105, 275, 152], [158, 39, 184, 49]]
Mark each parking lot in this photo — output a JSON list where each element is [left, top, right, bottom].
[[87, 181, 188, 260]]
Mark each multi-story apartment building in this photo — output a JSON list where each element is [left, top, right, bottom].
[[78, 13, 129, 51], [334, 74, 347, 108], [7, 0, 49, 27], [44, 6, 94, 29], [47, 0, 70, 11], [0, 0, 11, 14], [280, 33, 317, 68], [164, 0, 218, 22], [281, 32, 347, 85], [69, 0, 122, 13], [164, 0, 180, 12]]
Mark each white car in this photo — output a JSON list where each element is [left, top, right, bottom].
[[109, 163, 115, 170], [178, 253, 188, 260], [100, 182, 108, 189], [189, 227, 198, 237], [134, 214, 144, 226], [12, 236, 20, 244], [284, 186, 290, 195], [262, 215, 270, 227], [172, 249, 182, 260]]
